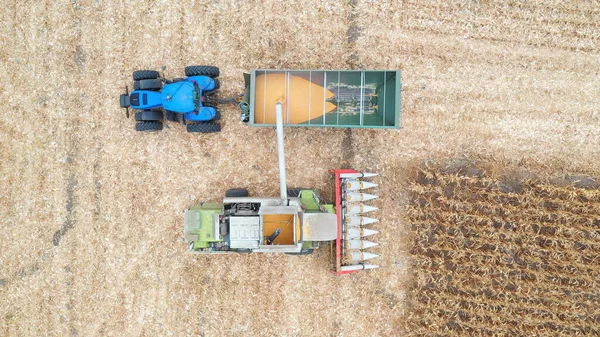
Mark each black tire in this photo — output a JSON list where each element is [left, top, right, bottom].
[[135, 110, 163, 121], [286, 249, 314, 256], [133, 70, 159, 81], [135, 122, 163, 132], [185, 65, 219, 78], [165, 111, 179, 122], [186, 122, 221, 133], [225, 188, 249, 198], [138, 79, 162, 91], [287, 189, 307, 198], [213, 78, 220, 89], [133, 80, 140, 90]]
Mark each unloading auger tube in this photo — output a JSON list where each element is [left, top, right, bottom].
[[275, 102, 287, 203]]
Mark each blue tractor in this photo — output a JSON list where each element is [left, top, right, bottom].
[[119, 65, 221, 133]]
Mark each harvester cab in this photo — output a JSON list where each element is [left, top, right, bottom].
[[184, 103, 382, 275]]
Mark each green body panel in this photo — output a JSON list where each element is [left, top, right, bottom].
[[189, 202, 222, 212], [298, 190, 335, 214], [299, 190, 321, 211], [187, 203, 224, 249], [248, 69, 401, 129], [299, 190, 335, 250], [322, 204, 335, 214]]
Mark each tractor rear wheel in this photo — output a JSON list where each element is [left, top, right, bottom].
[[225, 188, 249, 198], [133, 70, 159, 81], [135, 121, 163, 132], [185, 65, 219, 78], [186, 122, 221, 133], [165, 111, 180, 122]]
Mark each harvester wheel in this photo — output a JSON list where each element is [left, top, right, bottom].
[[135, 121, 163, 132], [185, 65, 219, 78], [287, 189, 307, 198], [133, 80, 140, 90], [213, 78, 220, 89], [133, 70, 159, 81], [225, 188, 249, 197], [186, 122, 221, 133], [286, 249, 314, 255]]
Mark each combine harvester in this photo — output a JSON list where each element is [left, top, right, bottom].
[[184, 103, 382, 275]]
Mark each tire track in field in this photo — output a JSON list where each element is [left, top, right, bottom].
[[2, 5, 83, 337], [53, 2, 87, 335], [52, 0, 85, 248]]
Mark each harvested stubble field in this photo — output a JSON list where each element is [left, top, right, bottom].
[[0, 0, 599, 336]]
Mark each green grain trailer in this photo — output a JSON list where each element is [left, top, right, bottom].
[[239, 69, 401, 128]]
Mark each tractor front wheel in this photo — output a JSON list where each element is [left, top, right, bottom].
[[185, 65, 219, 78], [133, 70, 159, 81], [186, 122, 221, 133]]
